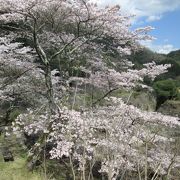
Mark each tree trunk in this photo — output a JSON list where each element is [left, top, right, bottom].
[[27, 63, 58, 170], [44, 63, 56, 114]]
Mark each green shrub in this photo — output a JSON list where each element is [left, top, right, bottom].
[[153, 79, 178, 108]]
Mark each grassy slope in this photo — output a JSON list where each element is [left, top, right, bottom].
[[0, 157, 43, 180]]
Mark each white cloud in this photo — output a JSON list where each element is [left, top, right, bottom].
[[146, 15, 162, 22], [156, 44, 177, 54], [141, 41, 177, 54], [93, 0, 180, 22]]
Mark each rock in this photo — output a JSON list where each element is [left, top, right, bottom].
[[27, 158, 41, 171], [157, 100, 180, 117], [115, 90, 156, 111], [2, 147, 14, 162], [128, 91, 156, 111]]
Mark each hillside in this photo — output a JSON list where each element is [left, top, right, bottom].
[[128, 48, 180, 110]]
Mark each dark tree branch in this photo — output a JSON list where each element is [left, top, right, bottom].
[[92, 87, 119, 107]]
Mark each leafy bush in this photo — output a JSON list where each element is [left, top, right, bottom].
[[153, 79, 178, 108]]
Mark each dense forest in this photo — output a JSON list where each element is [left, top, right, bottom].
[[0, 0, 180, 180]]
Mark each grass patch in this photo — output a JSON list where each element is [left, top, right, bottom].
[[0, 157, 43, 180]]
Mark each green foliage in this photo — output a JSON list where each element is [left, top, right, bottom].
[[128, 48, 166, 69], [9, 109, 21, 122], [153, 79, 178, 108], [167, 49, 180, 61], [153, 80, 177, 97], [155, 58, 180, 81]]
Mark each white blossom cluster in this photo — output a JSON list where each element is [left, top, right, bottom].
[[69, 61, 171, 90], [12, 98, 180, 178], [0, 35, 46, 105]]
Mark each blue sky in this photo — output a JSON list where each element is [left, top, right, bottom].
[[92, 0, 180, 54], [137, 9, 180, 54]]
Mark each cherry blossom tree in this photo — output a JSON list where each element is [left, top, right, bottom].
[[0, 0, 154, 111], [0, 0, 180, 179]]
